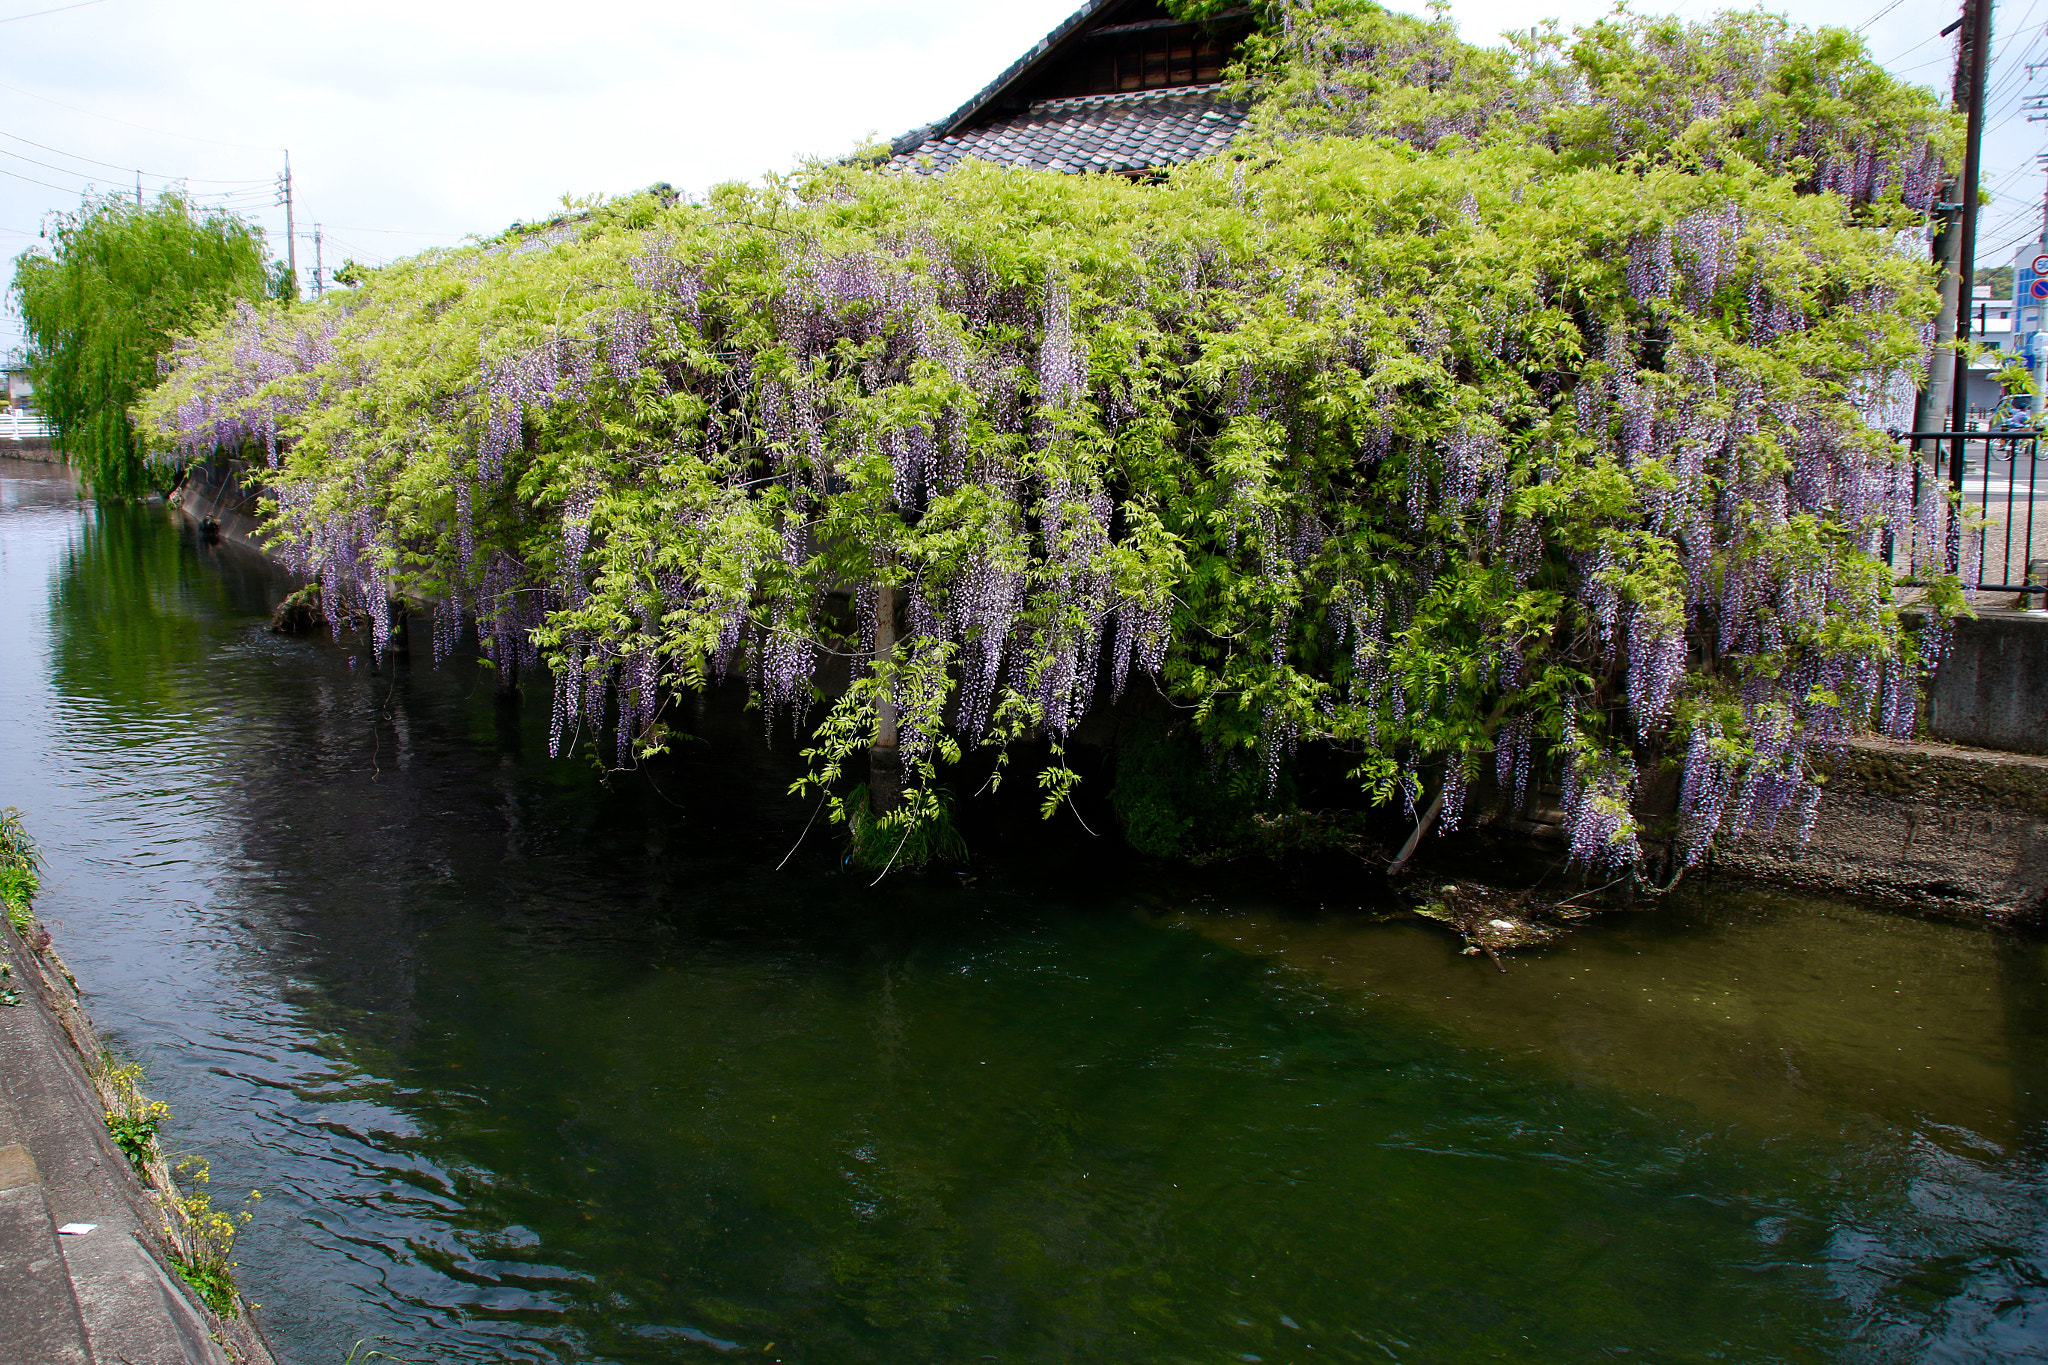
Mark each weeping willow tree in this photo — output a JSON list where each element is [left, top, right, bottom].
[[141, 2, 1962, 878], [12, 191, 278, 497]]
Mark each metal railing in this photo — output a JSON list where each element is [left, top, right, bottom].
[[2, 410, 49, 441], [1892, 428, 2046, 595]]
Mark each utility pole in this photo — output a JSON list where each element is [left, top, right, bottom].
[[2039, 152, 2048, 241], [1948, 0, 1993, 546], [133, 170, 140, 206], [2033, 156, 2048, 412], [1913, 9, 1978, 466], [277, 151, 297, 300], [313, 224, 323, 299]]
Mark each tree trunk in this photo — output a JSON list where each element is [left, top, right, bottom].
[[869, 579, 902, 817]]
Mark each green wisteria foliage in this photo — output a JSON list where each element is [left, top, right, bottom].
[[142, 2, 1960, 873]]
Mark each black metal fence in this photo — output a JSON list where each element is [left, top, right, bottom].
[[1892, 428, 2046, 594]]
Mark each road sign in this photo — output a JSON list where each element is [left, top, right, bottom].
[[2030, 253, 2048, 275], [2029, 278, 2048, 299]]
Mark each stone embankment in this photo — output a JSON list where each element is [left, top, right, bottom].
[[1713, 605, 2046, 925], [0, 437, 58, 463], [1716, 733, 2048, 923], [0, 914, 274, 1365], [169, 458, 265, 556]]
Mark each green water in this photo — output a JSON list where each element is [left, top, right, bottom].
[[2, 459, 2044, 1363]]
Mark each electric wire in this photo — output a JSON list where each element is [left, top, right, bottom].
[[1981, 26, 2046, 105], [0, 79, 274, 154], [1856, 0, 1908, 34], [1983, 56, 2048, 120], [1981, 188, 2042, 222], [1875, 28, 1952, 70], [1984, 226, 2041, 258], [0, 161, 91, 194], [0, 0, 109, 24], [0, 144, 138, 186], [1981, 206, 2041, 244], [0, 129, 269, 185], [320, 225, 467, 236]]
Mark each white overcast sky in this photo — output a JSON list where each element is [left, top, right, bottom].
[[0, 0, 2030, 353]]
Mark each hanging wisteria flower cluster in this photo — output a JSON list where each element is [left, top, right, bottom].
[[141, 2, 1959, 874]]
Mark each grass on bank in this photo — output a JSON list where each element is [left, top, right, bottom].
[[1, 806, 38, 933]]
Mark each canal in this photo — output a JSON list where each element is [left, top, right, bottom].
[[2, 457, 2045, 1363]]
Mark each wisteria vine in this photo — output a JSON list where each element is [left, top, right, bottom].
[[142, 2, 1962, 874]]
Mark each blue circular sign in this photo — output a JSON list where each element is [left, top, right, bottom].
[[2028, 278, 2048, 300]]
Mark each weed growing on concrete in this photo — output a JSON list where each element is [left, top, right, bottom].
[[93, 1052, 262, 1321], [168, 1155, 258, 1318], [97, 1057, 171, 1173], [0, 806, 39, 934]]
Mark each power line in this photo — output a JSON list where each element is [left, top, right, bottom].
[[0, 128, 268, 185], [1983, 223, 2043, 258], [0, 143, 120, 186], [1982, 29, 2046, 104], [0, 0, 110, 25], [1983, 29, 2048, 106], [1875, 29, 1951, 69], [1856, 0, 1908, 34], [1984, 147, 2045, 183], [319, 224, 467, 237], [0, 79, 275, 154], [1875, 1, 2010, 79], [0, 161, 88, 194], [1979, 202, 2042, 237]]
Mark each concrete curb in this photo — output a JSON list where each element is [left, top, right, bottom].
[[0, 916, 277, 1365]]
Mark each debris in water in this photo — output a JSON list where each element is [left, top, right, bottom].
[[1410, 880, 1593, 969]]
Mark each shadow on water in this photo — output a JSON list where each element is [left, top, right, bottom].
[[3, 459, 2047, 1364]]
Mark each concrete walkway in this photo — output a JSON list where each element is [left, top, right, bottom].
[[0, 920, 268, 1365]]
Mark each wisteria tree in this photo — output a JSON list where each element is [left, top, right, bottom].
[[140, 1, 1960, 877]]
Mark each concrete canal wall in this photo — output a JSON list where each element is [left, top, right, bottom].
[[1926, 608, 2048, 756], [1, 438, 61, 463], [0, 914, 275, 1365], [169, 458, 268, 558], [1715, 737, 2048, 923]]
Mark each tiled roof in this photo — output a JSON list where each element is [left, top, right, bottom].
[[886, 85, 1248, 177], [897, 0, 1122, 155]]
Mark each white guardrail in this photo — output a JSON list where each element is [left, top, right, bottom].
[[3, 410, 50, 440]]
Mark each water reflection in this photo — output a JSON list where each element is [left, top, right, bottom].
[[2, 458, 2046, 1364], [1177, 898, 2036, 1149]]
